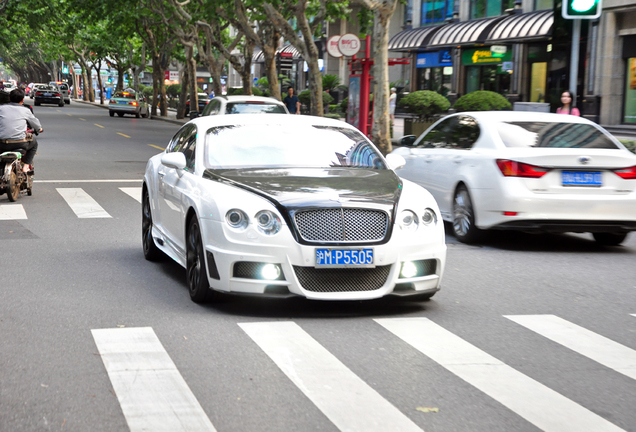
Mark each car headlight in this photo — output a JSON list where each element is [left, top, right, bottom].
[[398, 210, 419, 231], [226, 209, 249, 230], [422, 208, 437, 225], [255, 210, 281, 235]]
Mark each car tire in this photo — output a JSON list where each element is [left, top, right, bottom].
[[592, 232, 628, 246], [109, 111, 114, 117], [34, 101, 40, 106], [135, 111, 140, 118], [117, 112, 124, 117], [142, 190, 162, 261], [59, 101, 64, 107], [142, 112, 148, 118], [453, 185, 481, 243], [187, 217, 217, 303], [65, 99, 70, 104]]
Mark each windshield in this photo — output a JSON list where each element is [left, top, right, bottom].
[[114, 92, 135, 99], [496, 122, 619, 149], [225, 102, 287, 114], [205, 124, 386, 169]]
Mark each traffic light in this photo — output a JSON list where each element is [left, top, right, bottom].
[[562, 0, 602, 19]]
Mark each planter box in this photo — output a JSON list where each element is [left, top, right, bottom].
[[404, 118, 435, 137]]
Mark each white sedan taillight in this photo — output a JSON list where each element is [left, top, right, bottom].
[[496, 159, 551, 178]]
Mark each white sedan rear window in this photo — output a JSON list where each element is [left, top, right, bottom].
[[225, 103, 287, 114], [204, 124, 386, 169], [496, 122, 619, 149]]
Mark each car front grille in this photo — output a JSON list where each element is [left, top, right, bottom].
[[293, 265, 392, 293], [293, 208, 389, 243]]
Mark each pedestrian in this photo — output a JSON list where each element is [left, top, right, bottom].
[[389, 87, 397, 122], [0, 89, 43, 173], [284, 87, 301, 115], [556, 90, 580, 116]]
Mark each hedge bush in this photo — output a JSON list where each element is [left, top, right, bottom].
[[398, 90, 450, 119], [298, 90, 334, 110], [453, 90, 511, 112], [620, 139, 636, 154]]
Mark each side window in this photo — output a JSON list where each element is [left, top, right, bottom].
[[416, 117, 454, 148], [179, 127, 197, 171], [211, 100, 221, 115], [166, 125, 194, 153], [447, 115, 480, 149]]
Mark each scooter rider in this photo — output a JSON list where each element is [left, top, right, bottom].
[[0, 88, 42, 172]]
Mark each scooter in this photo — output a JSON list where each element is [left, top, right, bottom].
[[0, 129, 36, 202]]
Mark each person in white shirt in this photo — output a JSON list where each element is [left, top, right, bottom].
[[0, 89, 43, 172], [389, 87, 397, 122]]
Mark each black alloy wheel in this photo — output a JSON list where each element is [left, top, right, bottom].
[[7, 168, 19, 202], [592, 232, 628, 246], [187, 217, 219, 303], [452, 185, 481, 243], [142, 190, 162, 261]]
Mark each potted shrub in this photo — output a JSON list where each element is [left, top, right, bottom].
[[398, 90, 450, 136], [453, 90, 512, 112]]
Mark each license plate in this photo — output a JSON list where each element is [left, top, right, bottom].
[[562, 171, 602, 186], [316, 248, 374, 267], [44, 93, 51, 96], [119, 101, 127, 104]]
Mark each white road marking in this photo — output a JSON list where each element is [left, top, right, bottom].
[[505, 314, 636, 380], [57, 188, 111, 218], [239, 321, 423, 432], [376, 317, 625, 432], [0, 204, 27, 220], [120, 187, 142, 203], [92, 327, 217, 432]]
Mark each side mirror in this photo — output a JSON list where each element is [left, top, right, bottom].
[[385, 154, 406, 171], [161, 152, 187, 171], [400, 135, 417, 147]]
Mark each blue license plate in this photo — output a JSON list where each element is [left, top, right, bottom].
[[562, 171, 602, 186], [316, 249, 374, 267], [44, 93, 52, 96], [119, 100, 127, 104]]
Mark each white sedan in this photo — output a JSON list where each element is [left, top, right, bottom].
[[143, 114, 446, 303], [391, 111, 636, 245]]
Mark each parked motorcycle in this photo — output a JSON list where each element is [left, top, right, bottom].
[[0, 129, 36, 202]]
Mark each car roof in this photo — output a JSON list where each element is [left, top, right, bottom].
[[216, 95, 286, 105], [455, 110, 592, 125], [188, 113, 356, 130]]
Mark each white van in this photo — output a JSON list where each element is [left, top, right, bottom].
[[49, 81, 70, 104]]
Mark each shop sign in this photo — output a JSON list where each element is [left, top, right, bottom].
[[416, 50, 452, 68], [338, 33, 361, 57], [490, 45, 508, 56], [327, 35, 342, 58], [462, 48, 512, 65]]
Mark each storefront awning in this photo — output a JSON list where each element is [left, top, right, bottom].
[[427, 16, 506, 48], [484, 9, 553, 43], [388, 25, 445, 52], [253, 44, 303, 63]]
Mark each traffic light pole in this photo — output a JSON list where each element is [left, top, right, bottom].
[[569, 18, 581, 106]]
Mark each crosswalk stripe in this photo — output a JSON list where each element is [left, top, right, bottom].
[[91, 327, 217, 432], [57, 188, 111, 218], [0, 204, 27, 220], [120, 187, 142, 203], [239, 321, 423, 432], [505, 315, 636, 380], [376, 317, 625, 432]]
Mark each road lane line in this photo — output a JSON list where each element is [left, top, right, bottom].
[[0, 204, 27, 220], [92, 327, 217, 432], [505, 315, 636, 380], [376, 317, 625, 432], [118, 132, 131, 138], [56, 188, 111, 218], [66, 113, 72, 116], [94, 124, 104, 128], [239, 321, 423, 432], [120, 187, 142, 203], [148, 144, 165, 151], [79, 118, 86, 121]]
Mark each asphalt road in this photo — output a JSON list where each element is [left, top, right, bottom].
[[1, 101, 636, 432]]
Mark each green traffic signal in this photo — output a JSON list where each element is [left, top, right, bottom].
[[562, 0, 602, 18]]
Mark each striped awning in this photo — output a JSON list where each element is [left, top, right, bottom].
[[253, 44, 303, 63], [388, 25, 445, 52], [427, 15, 506, 48], [484, 9, 553, 43]]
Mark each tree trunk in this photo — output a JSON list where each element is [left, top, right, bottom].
[[187, 45, 198, 117], [177, 65, 189, 119]]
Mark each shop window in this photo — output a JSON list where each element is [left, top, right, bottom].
[[625, 58, 636, 124], [470, 0, 514, 19], [534, 0, 553, 10], [421, 0, 453, 25]]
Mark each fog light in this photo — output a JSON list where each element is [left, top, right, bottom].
[[400, 261, 418, 278], [261, 264, 281, 280]]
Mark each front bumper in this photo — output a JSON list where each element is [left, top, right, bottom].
[[200, 219, 446, 300]]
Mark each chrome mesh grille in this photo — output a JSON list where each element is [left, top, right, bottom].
[[293, 265, 391, 293], [294, 208, 388, 242]]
